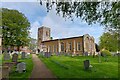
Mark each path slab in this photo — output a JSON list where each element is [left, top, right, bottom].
[[30, 54, 56, 79]]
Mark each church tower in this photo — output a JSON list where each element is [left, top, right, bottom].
[[38, 26, 51, 51]]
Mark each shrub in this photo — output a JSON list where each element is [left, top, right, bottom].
[[101, 50, 112, 56]]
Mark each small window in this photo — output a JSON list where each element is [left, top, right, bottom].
[[54, 45, 56, 52], [61, 42, 64, 51], [77, 42, 81, 51], [49, 46, 52, 52], [69, 42, 72, 51]]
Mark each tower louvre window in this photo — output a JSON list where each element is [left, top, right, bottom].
[[46, 31, 48, 36], [61, 42, 64, 51]]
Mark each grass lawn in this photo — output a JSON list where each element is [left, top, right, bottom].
[[38, 54, 118, 78], [2, 54, 33, 80]]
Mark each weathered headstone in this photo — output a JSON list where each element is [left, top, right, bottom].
[[68, 53, 70, 56], [56, 52, 58, 56], [117, 53, 120, 57], [41, 52, 45, 57], [26, 53, 30, 58], [76, 53, 79, 56], [12, 53, 18, 62], [56, 52, 60, 56], [84, 52, 88, 56], [21, 52, 26, 59], [3, 53, 10, 60], [44, 52, 51, 58], [83, 60, 90, 70], [64, 53, 68, 56], [16, 62, 26, 73], [2, 66, 9, 79], [4, 62, 16, 73], [44, 52, 47, 57]]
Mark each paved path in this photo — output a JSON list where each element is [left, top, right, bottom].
[[29, 54, 56, 79]]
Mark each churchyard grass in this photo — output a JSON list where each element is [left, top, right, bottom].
[[2, 54, 33, 80], [38, 54, 118, 78]]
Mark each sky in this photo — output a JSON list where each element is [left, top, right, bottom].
[[2, 1, 105, 44]]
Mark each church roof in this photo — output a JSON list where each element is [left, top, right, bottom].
[[42, 35, 83, 43]]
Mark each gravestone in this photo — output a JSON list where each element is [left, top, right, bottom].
[[44, 52, 47, 57], [84, 52, 88, 56], [56, 52, 58, 56], [76, 53, 79, 56], [41, 52, 45, 57], [117, 53, 120, 56], [2, 66, 9, 79], [4, 62, 16, 73], [64, 53, 68, 56], [56, 52, 60, 56], [44, 52, 51, 58], [26, 53, 30, 58], [43, 52, 45, 56], [12, 53, 18, 62], [21, 52, 26, 59], [67, 53, 70, 56], [4, 53, 10, 60], [16, 62, 26, 73], [83, 60, 90, 70]]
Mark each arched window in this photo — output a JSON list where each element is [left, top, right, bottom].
[[46, 31, 48, 36], [69, 42, 72, 51], [61, 42, 64, 51], [54, 45, 56, 52], [77, 42, 81, 51]]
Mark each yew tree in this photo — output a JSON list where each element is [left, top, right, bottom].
[[1, 8, 30, 50]]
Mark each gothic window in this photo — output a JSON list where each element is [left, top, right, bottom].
[[61, 42, 64, 51], [69, 42, 72, 51], [49, 46, 52, 52], [77, 42, 81, 51], [54, 45, 56, 52]]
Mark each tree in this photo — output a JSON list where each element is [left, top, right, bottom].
[[99, 32, 119, 52], [1, 8, 30, 50], [39, 1, 120, 32], [29, 37, 37, 51]]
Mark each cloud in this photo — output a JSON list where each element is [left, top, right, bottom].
[[2, 2, 104, 44], [30, 21, 41, 39], [41, 9, 104, 43], [2, 2, 47, 23]]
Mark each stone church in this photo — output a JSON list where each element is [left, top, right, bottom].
[[38, 26, 96, 55]]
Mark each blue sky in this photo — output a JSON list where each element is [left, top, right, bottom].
[[2, 2, 105, 44]]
